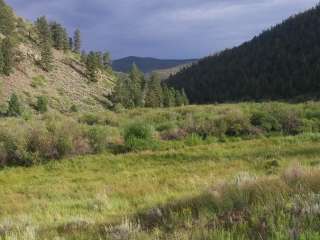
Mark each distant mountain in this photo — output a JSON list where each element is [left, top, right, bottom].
[[151, 63, 194, 80], [112, 56, 197, 73], [167, 4, 320, 103]]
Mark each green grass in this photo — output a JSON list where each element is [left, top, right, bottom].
[[1, 102, 320, 239], [0, 133, 320, 239]]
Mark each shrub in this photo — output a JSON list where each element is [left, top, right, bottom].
[[36, 96, 48, 113], [70, 104, 78, 113], [222, 110, 252, 136], [278, 110, 303, 135], [184, 133, 203, 146], [250, 111, 281, 132], [87, 126, 108, 153], [31, 75, 47, 88], [123, 122, 155, 151], [79, 113, 100, 125], [7, 93, 22, 117]]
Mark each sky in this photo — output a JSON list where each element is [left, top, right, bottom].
[[6, 0, 319, 59]]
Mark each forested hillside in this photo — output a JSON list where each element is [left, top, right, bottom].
[[167, 4, 320, 103], [0, 0, 115, 112], [112, 56, 197, 73]]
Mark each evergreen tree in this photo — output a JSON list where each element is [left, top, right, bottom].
[[181, 89, 189, 105], [50, 22, 64, 50], [69, 37, 73, 50], [7, 93, 22, 117], [1, 37, 14, 76], [162, 84, 176, 107], [80, 50, 87, 64], [0, 48, 4, 74], [111, 76, 133, 108], [175, 90, 186, 107], [73, 29, 81, 53], [145, 73, 163, 108], [0, 0, 15, 36], [129, 64, 144, 107], [62, 28, 69, 52], [86, 51, 98, 82], [35, 16, 53, 71], [103, 52, 111, 69]]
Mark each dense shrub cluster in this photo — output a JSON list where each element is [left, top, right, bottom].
[[1, 102, 320, 164], [0, 113, 111, 167], [123, 122, 156, 151]]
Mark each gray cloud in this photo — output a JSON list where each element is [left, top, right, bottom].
[[6, 0, 319, 59]]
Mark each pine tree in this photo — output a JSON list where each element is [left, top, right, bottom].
[[86, 51, 97, 82], [50, 22, 64, 50], [103, 52, 111, 69], [145, 73, 163, 108], [1, 37, 14, 76], [111, 76, 133, 108], [7, 93, 22, 117], [69, 37, 73, 50], [175, 90, 185, 107], [181, 89, 189, 105], [129, 64, 144, 107], [73, 29, 81, 53], [162, 84, 176, 107], [35, 16, 53, 71], [62, 28, 69, 52], [0, 48, 4, 74], [0, 0, 15, 36], [80, 50, 87, 64]]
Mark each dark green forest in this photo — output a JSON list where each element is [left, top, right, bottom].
[[167, 4, 320, 103]]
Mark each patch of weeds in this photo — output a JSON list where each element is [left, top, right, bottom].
[[31, 75, 47, 88]]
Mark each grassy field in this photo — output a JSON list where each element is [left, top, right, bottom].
[[0, 103, 320, 239]]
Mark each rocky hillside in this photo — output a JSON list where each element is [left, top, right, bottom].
[[0, 2, 116, 112]]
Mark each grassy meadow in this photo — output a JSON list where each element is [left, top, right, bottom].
[[0, 103, 320, 239]]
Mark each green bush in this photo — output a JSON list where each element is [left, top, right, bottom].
[[87, 126, 108, 153], [123, 122, 155, 151], [251, 111, 281, 132], [70, 104, 78, 113], [36, 96, 48, 113], [184, 133, 203, 146], [79, 113, 100, 125], [7, 93, 22, 117], [222, 110, 252, 136], [31, 75, 47, 88], [278, 110, 303, 135]]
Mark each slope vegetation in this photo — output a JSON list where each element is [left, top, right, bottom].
[[0, 2, 116, 112], [168, 4, 320, 103]]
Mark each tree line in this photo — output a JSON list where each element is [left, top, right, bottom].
[[0, 0, 15, 76], [110, 64, 189, 109], [34, 16, 82, 71], [0, 0, 110, 82], [167, 4, 320, 103]]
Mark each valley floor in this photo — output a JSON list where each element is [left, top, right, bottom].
[[0, 133, 320, 239]]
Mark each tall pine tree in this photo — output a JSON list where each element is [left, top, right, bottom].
[[35, 16, 53, 71], [145, 73, 163, 108], [129, 64, 144, 107], [73, 29, 81, 53], [0, 0, 15, 36], [1, 37, 14, 76], [86, 51, 98, 82]]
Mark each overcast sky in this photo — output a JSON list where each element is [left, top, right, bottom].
[[6, 0, 319, 59]]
